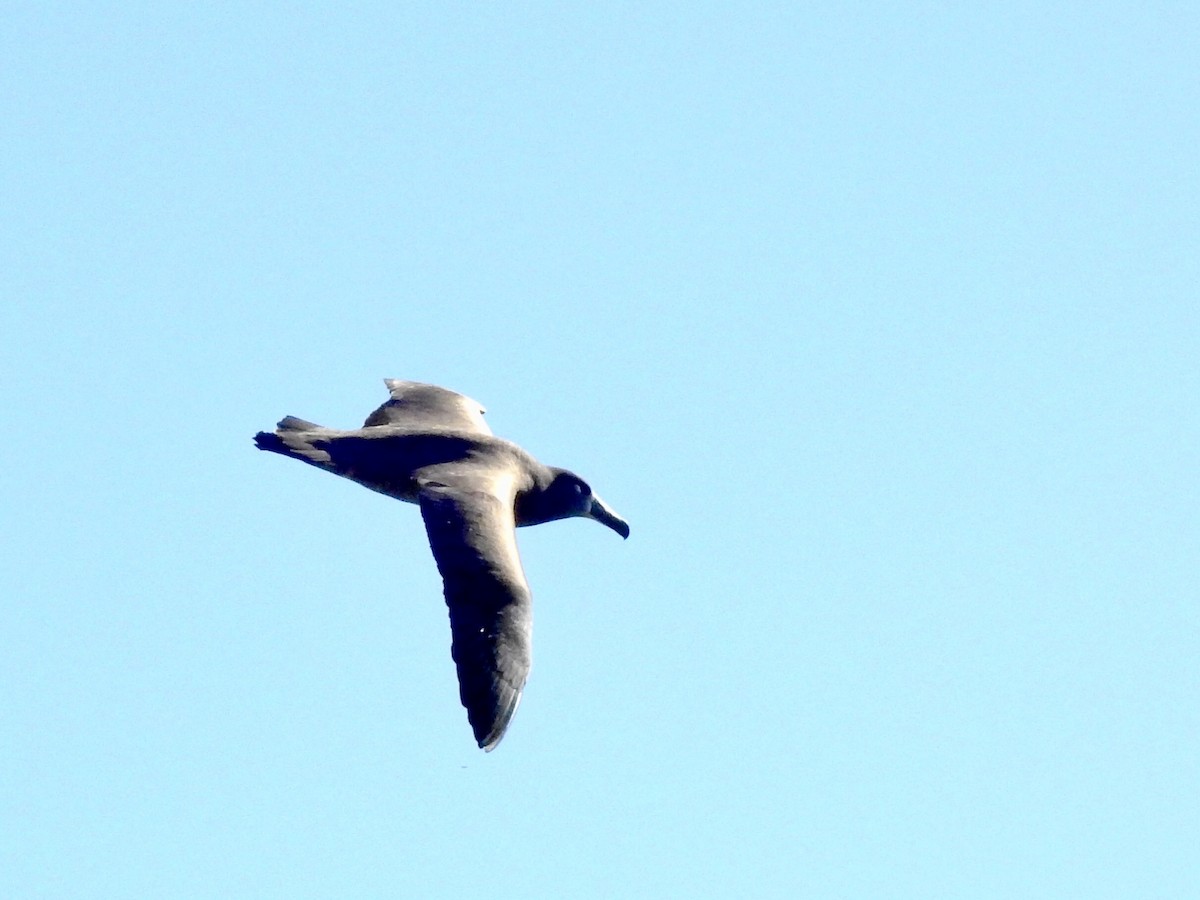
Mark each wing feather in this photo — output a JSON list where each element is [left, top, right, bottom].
[[417, 474, 531, 750], [365, 380, 491, 435]]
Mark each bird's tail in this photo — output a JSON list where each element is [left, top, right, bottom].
[[254, 416, 332, 464]]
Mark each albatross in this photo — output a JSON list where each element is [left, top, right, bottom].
[[254, 379, 629, 751]]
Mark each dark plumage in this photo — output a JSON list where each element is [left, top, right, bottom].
[[254, 380, 629, 750]]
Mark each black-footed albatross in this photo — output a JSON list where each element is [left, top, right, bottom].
[[254, 379, 629, 751]]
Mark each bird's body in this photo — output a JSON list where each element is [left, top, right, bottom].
[[254, 380, 628, 750]]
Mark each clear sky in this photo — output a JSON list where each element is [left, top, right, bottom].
[[2, 4, 1196, 898]]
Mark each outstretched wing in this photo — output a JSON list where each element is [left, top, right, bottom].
[[417, 471, 531, 750], [365, 380, 491, 435]]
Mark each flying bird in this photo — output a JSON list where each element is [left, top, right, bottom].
[[254, 380, 629, 750]]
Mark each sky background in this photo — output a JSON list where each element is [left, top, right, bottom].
[[2, 3, 1197, 897]]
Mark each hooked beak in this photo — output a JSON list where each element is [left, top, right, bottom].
[[588, 494, 630, 539]]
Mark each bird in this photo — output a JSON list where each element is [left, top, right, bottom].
[[254, 379, 629, 751]]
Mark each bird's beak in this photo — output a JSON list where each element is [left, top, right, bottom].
[[588, 495, 630, 539]]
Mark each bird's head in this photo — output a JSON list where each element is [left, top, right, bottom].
[[534, 469, 630, 539]]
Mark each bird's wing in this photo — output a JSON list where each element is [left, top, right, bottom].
[[364, 380, 492, 435], [416, 468, 531, 750]]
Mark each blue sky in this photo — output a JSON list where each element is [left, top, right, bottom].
[[2, 4, 1196, 897]]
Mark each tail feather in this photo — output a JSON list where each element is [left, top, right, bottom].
[[254, 430, 289, 453], [278, 415, 322, 431], [254, 418, 332, 466]]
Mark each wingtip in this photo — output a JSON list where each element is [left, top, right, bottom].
[[476, 720, 510, 752], [470, 690, 523, 752]]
